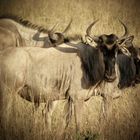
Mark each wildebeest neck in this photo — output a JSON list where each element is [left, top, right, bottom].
[[79, 44, 105, 87]]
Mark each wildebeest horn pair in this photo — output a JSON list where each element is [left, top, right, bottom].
[[48, 19, 72, 45], [86, 19, 129, 44]]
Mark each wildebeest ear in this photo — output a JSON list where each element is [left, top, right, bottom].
[[124, 35, 134, 44], [83, 35, 98, 48], [84, 35, 93, 44]]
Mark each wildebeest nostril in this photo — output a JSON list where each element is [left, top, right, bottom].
[[107, 68, 113, 76]]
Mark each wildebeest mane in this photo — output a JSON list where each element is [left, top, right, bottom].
[[116, 53, 136, 89], [0, 14, 49, 33], [79, 44, 105, 88]]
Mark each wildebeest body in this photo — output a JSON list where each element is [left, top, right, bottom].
[[0, 45, 105, 132], [0, 45, 104, 101]]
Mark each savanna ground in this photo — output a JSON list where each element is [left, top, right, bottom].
[[0, 0, 140, 140]]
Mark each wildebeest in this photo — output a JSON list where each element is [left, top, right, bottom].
[[0, 15, 71, 49], [116, 35, 140, 84], [0, 18, 137, 135], [0, 47, 136, 136], [0, 19, 116, 133], [0, 44, 105, 133], [116, 52, 136, 89], [82, 20, 130, 82], [0, 31, 133, 137]]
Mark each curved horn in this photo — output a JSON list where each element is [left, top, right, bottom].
[[49, 20, 72, 46], [62, 19, 72, 34], [51, 19, 72, 45], [48, 23, 61, 45], [119, 19, 129, 38], [86, 19, 99, 38], [49, 23, 59, 34]]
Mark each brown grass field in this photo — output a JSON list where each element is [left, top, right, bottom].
[[0, 0, 140, 140]]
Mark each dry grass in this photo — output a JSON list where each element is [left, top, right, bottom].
[[0, 0, 140, 140], [0, 83, 140, 140], [0, 0, 140, 43]]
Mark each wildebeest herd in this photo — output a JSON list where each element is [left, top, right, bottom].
[[0, 15, 140, 135]]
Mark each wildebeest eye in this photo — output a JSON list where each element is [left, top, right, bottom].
[[97, 37, 103, 44]]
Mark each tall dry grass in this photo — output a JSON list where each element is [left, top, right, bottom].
[[0, 0, 140, 43], [0, 81, 140, 140]]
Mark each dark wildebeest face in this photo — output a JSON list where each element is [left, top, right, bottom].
[[97, 34, 118, 50], [96, 34, 118, 82], [85, 20, 129, 82]]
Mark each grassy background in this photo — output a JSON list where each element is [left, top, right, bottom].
[[0, 0, 140, 140], [0, 0, 140, 44]]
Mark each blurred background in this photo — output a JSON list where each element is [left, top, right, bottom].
[[0, 0, 140, 44]]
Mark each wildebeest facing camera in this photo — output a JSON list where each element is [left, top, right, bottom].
[[84, 20, 129, 82], [117, 35, 140, 85]]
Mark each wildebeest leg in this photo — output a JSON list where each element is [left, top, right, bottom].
[[58, 98, 72, 139], [99, 94, 113, 137], [74, 100, 84, 135], [0, 83, 16, 139], [45, 100, 59, 132], [63, 97, 72, 128]]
